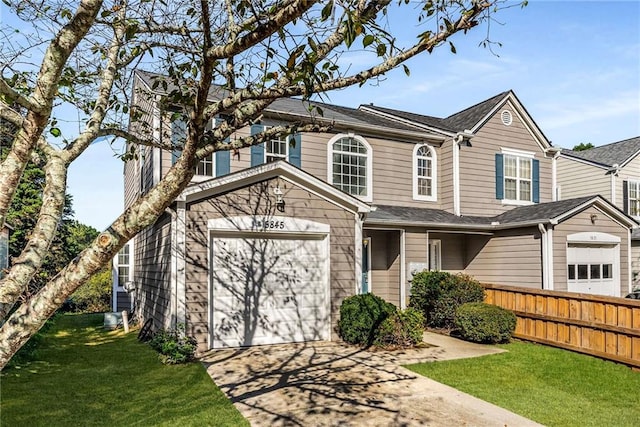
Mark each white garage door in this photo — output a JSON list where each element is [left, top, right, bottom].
[[210, 234, 329, 348], [567, 243, 618, 296]]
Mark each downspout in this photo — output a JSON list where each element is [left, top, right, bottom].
[[538, 223, 548, 290], [551, 150, 561, 201], [166, 206, 178, 329]]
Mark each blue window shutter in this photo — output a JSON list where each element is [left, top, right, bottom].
[[171, 118, 186, 165], [289, 133, 302, 168], [250, 124, 264, 167], [623, 180, 629, 214], [532, 159, 540, 203], [215, 151, 230, 176], [495, 153, 504, 199]]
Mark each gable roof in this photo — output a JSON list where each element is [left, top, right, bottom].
[[133, 69, 441, 141], [561, 136, 640, 168], [366, 195, 636, 230], [180, 160, 371, 214], [359, 91, 510, 134]]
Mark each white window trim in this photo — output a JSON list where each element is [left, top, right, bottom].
[[413, 143, 437, 202], [500, 148, 535, 205], [114, 241, 134, 291], [264, 126, 290, 163], [627, 180, 640, 218], [327, 133, 373, 202]]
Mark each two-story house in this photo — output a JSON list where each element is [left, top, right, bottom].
[[557, 136, 640, 289], [114, 70, 635, 352]]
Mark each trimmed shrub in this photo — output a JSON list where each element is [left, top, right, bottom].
[[338, 293, 396, 346], [149, 324, 197, 364], [373, 308, 425, 348], [409, 271, 484, 329], [454, 302, 517, 344]]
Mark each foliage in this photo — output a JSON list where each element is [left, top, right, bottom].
[[0, 0, 519, 367], [454, 302, 516, 343], [572, 142, 595, 151], [406, 341, 640, 427], [63, 268, 112, 313], [338, 293, 396, 346], [373, 307, 425, 348], [1, 314, 248, 426], [409, 271, 485, 329], [149, 324, 198, 364]]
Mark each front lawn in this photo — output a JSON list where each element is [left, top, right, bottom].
[[1, 314, 248, 427], [406, 340, 640, 426]]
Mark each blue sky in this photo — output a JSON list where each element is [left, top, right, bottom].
[[5, 1, 640, 230]]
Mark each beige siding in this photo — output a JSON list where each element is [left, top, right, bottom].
[[557, 156, 610, 200], [465, 227, 542, 288], [439, 141, 454, 213], [364, 229, 401, 307], [185, 178, 356, 350], [135, 213, 173, 330], [553, 206, 629, 295], [458, 100, 553, 216]]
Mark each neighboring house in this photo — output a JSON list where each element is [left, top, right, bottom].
[[557, 136, 640, 289], [114, 70, 636, 352]]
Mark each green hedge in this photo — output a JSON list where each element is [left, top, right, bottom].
[[338, 293, 396, 346], [454, 302, 517, 343], [373, 307, 425, 348], [409, 271, 484, 329]]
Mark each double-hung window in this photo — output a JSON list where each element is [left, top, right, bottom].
[[328, 135, 372, 201], [625, 181, 640, 217], [265, 128, 289, 162], [496, 149, 539, 204], [171, 116, 216, 177]]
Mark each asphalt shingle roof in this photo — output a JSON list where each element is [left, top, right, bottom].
[[562, 136, 640, 168], [360, 91, 510, 133], [367, 196, 615, 229]]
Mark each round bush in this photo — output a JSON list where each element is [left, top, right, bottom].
[[409, 271, 484, 329], [454, 302, 517, 344], [338, 293, 396, 346], [373, 308, 425, 348]]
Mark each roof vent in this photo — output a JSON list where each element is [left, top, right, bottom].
[[501, 110, 512, 126]]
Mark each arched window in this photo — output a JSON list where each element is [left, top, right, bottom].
[[413, 144, 437, 201], [327, 135, 372, 201]]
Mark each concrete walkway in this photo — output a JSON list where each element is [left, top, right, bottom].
[[201, 332, 542, 426]]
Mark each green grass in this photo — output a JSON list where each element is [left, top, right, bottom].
[[1, 314, 248, 427], [406, 340, 640, 426]]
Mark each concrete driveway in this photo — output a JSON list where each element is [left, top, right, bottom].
[[201, 332, 542, 426]]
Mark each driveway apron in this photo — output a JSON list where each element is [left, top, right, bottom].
[[201, 333, 542, 426]]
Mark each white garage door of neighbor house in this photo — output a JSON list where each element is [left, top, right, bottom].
[[567, 243, 619, 297], [210, 234, 330, 348]]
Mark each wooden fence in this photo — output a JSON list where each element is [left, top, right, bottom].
[[483, 283, 640, 369]]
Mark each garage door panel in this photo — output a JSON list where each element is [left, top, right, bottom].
[[211, 235, 329, 348], [567, 243, 618, 297]]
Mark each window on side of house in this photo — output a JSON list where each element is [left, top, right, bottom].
[[625, 180, 640, 217], [495, 149, 539, 204], [116, 243, 131, 288], [328, 135, 372, 201], [413, 144, 437, 201]]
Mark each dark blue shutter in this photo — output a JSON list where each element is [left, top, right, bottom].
[[214, 117, 231, 176], [532, 159, 540, 203], [171, 118, 186, 165], [623, 180, 629, 214], [215, 151, 230, 176], [495, 153, 504, 199], [250, 124, 264, 167], [289, 133, 301, 168]]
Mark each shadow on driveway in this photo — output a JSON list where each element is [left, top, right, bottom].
[[201, 335, 541, 426]]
